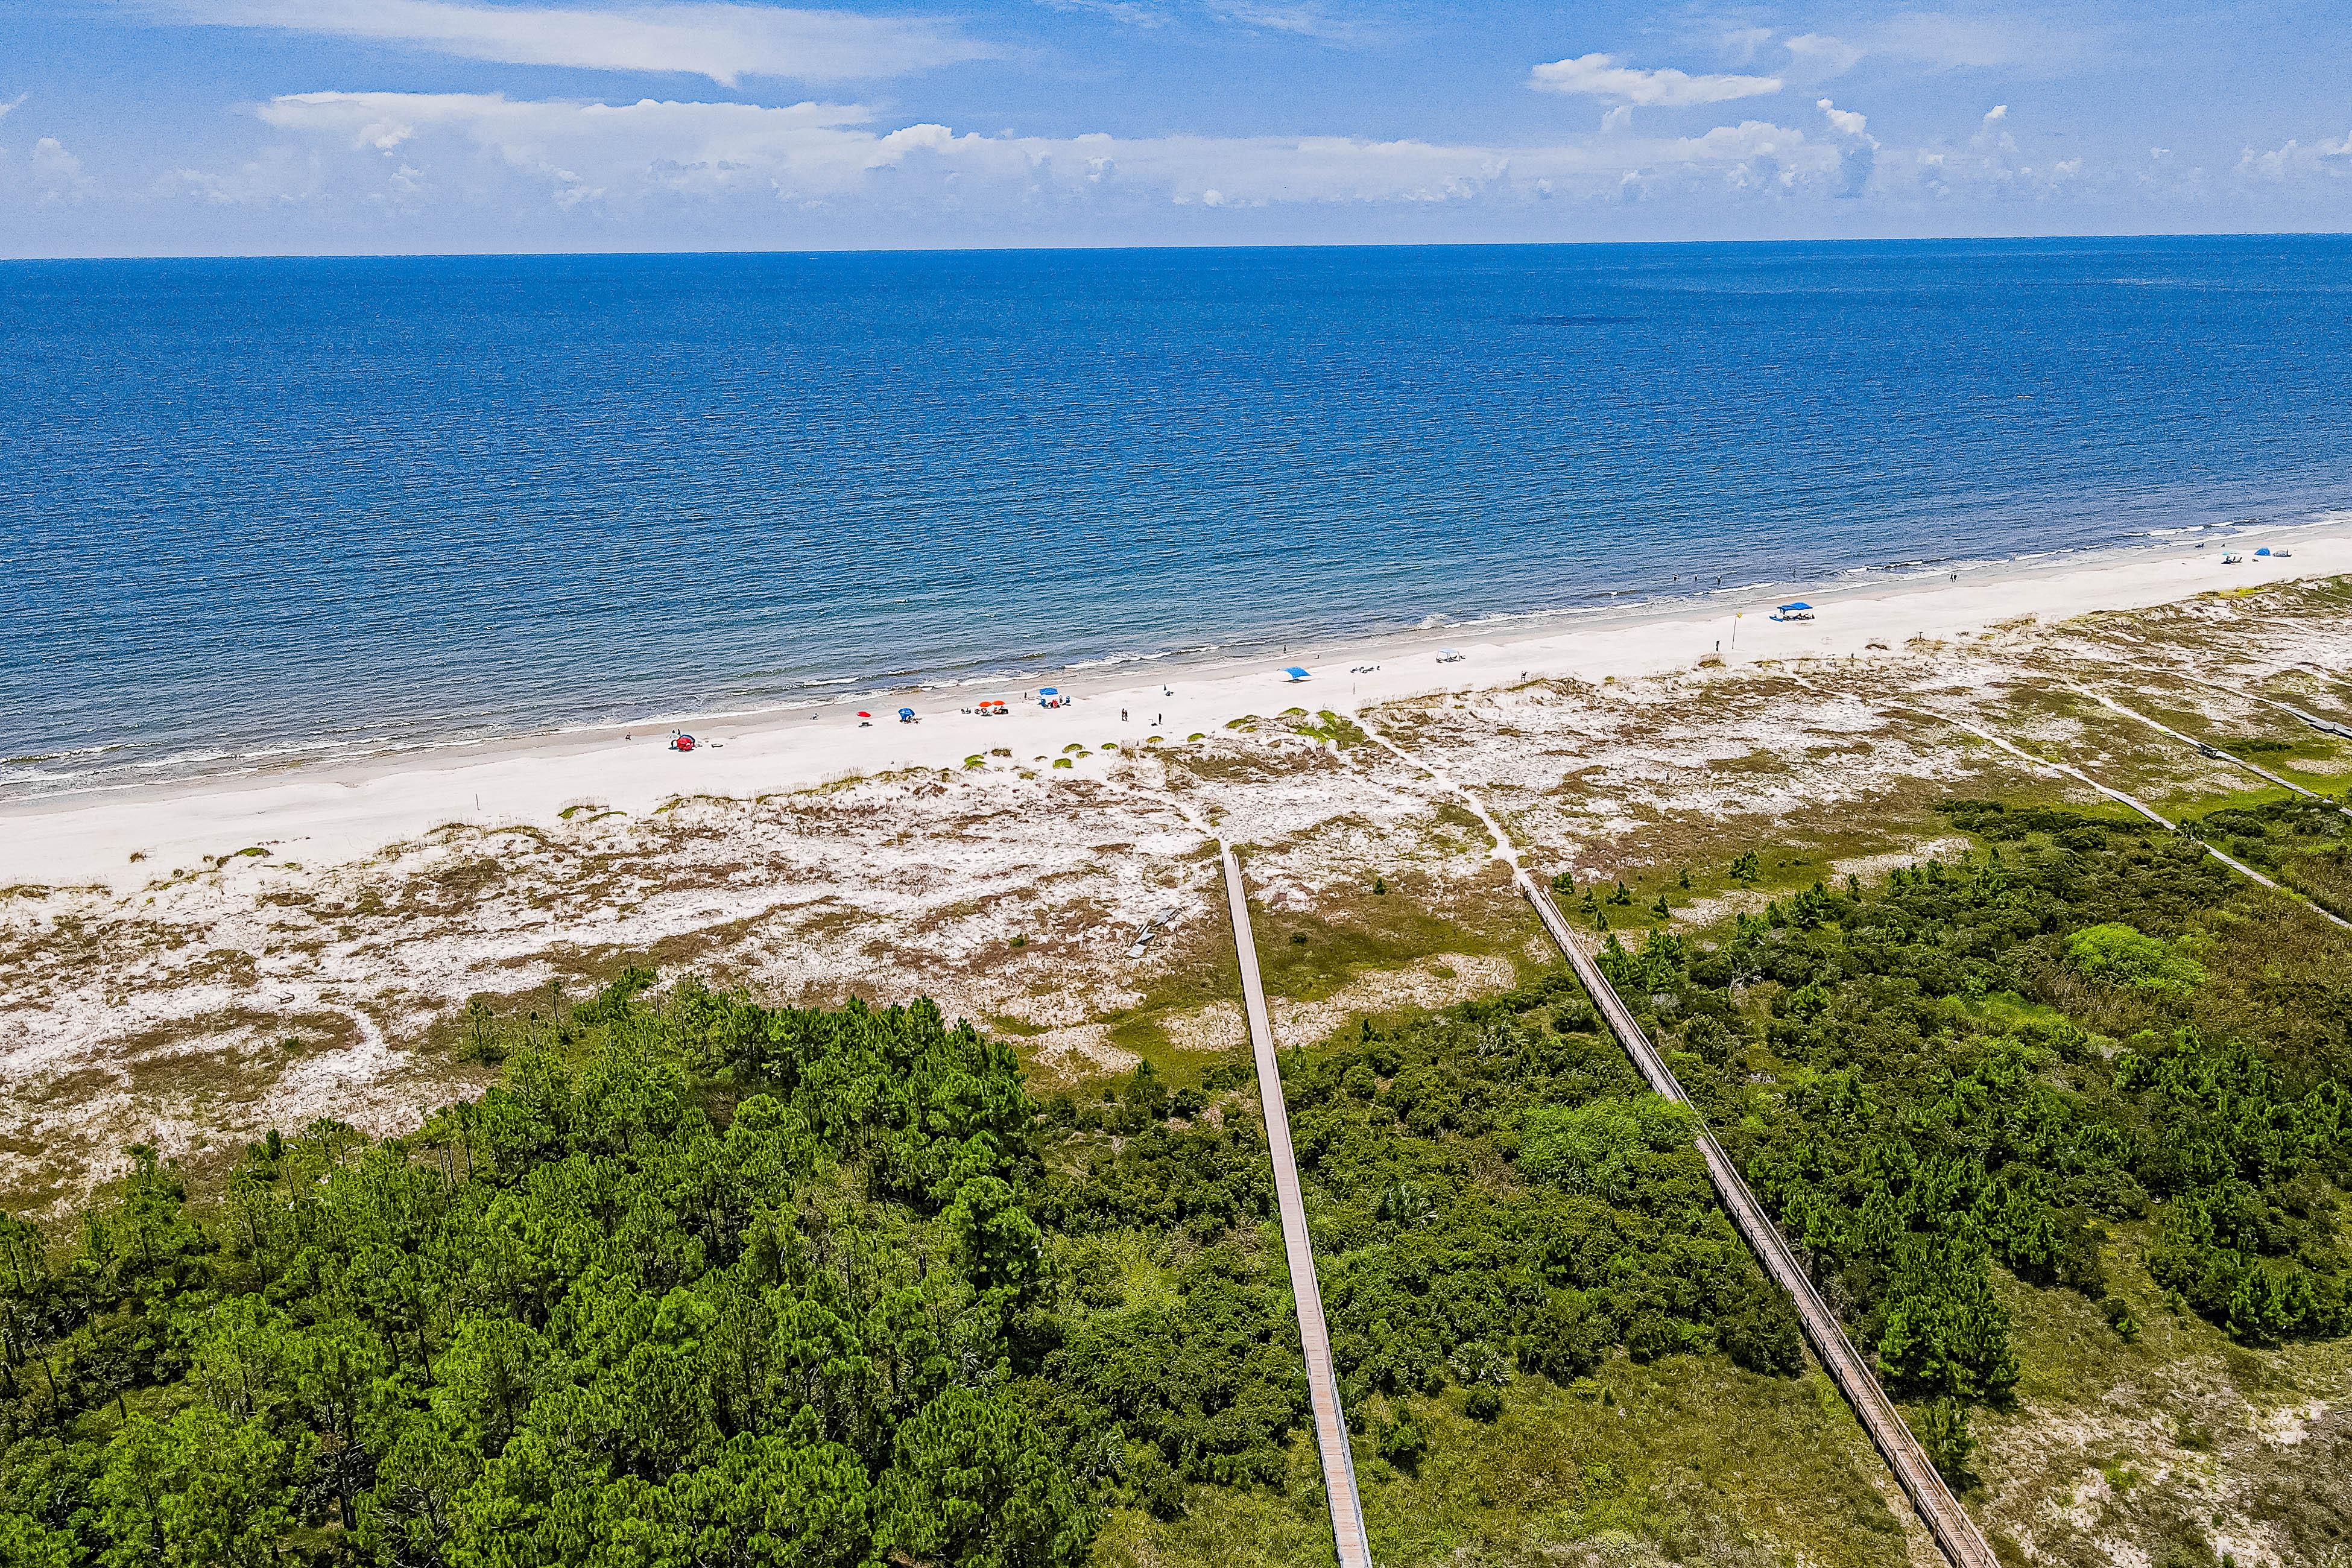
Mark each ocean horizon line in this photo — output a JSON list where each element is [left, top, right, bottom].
[[8, 228, 2352, 267]]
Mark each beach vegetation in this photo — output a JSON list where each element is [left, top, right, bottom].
[[0, 950, 1827, 1568], [1289, 712, 1368, 749], [1591, 795, 2352, 1446], [2063, 922, 2207, 993]]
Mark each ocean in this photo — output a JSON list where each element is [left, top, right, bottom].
[[6, 236, 2351, 802]]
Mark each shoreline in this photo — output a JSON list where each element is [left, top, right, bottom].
[[10, 514, 2338, 808], [7, 523, 2349, 893]]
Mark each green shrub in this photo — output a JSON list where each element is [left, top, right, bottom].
[[2065, 923, 2207, 993]]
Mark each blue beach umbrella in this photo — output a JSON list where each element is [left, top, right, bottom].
[[899, 707, 915, 719], [1284, 666, 1309, 681], [1777, 601, 1813, 612], [2255, 548, 2271, 557], [1040, 687, 1059, 695]]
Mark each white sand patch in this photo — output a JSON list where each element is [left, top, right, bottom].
[[1831, 839, 1976, 881], [1269, 953, 1521, 1051], [1160, 1000, 1248, 1056], [1024, 1023, 1136, 1076]]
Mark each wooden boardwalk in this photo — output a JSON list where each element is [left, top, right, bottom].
[[1220, 843, 1374, 1568], [1897, 703, 2352, 934], [1520, 873, 2000, 1568]]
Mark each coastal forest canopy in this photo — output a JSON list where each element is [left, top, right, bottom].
[[1, 796, 2348, 1566]]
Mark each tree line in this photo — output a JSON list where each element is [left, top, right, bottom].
[[1595, 796, 2352, 1478]]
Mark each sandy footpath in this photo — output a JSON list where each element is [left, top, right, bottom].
[[8, 526, 2350, 894]]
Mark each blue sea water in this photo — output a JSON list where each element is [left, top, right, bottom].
[[5, 236, 2352, 802]]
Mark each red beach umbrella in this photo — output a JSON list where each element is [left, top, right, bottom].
[[857, 711, 871, 718]]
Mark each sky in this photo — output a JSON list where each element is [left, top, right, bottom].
[[1, 0, 2348, 254]]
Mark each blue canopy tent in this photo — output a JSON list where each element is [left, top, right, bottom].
[[1283, 666, 1309, 681]]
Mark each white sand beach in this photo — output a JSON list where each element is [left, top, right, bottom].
[[5, 521, 2350, 1209], [10, 527, 2349, 894]]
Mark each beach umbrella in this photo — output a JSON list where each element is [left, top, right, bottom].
[[2256, 548, 2271, 557], [1284, 666, 1309, 681], [857, 711, 871, 718], [1040, 687, 1059, 695], [1439, 648, 1461, 657], [1777, 602, 1813, 612], [899, 707, 915, 718]]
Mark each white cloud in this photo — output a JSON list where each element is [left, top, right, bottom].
[[30, 135, 92, 199], [2237, 131, 2352, 183], [155, 0, 990, 86], [1816, 99, 1869, 140], [0, 95, 23, 121], [242, 90, 1843, 210], [1971, 104, 2014, 156], [1878, 101, 2084, 199], [1815, 99, 1876, 197], [1783, 33, 1863, 77], [1601, 105, 1631, 134], [1529, 53, 1782, 108]]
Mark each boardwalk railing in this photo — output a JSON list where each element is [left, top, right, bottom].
[[1221, 844, 1374, 1568], [1520, 871, 2000, 1568]]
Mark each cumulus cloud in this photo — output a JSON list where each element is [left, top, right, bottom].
[[2237, 131, 2352, 182], [1882, 101, 2084, 200], [1815, 99, 1876, 198], [153, 0, 990, 86], [30, 135, 93, 199], [1816, 98, 1870, 140], [1529, 53, 1782, 107], [1973, 103, 2014, 154], [239, 90, 1843, 210]]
